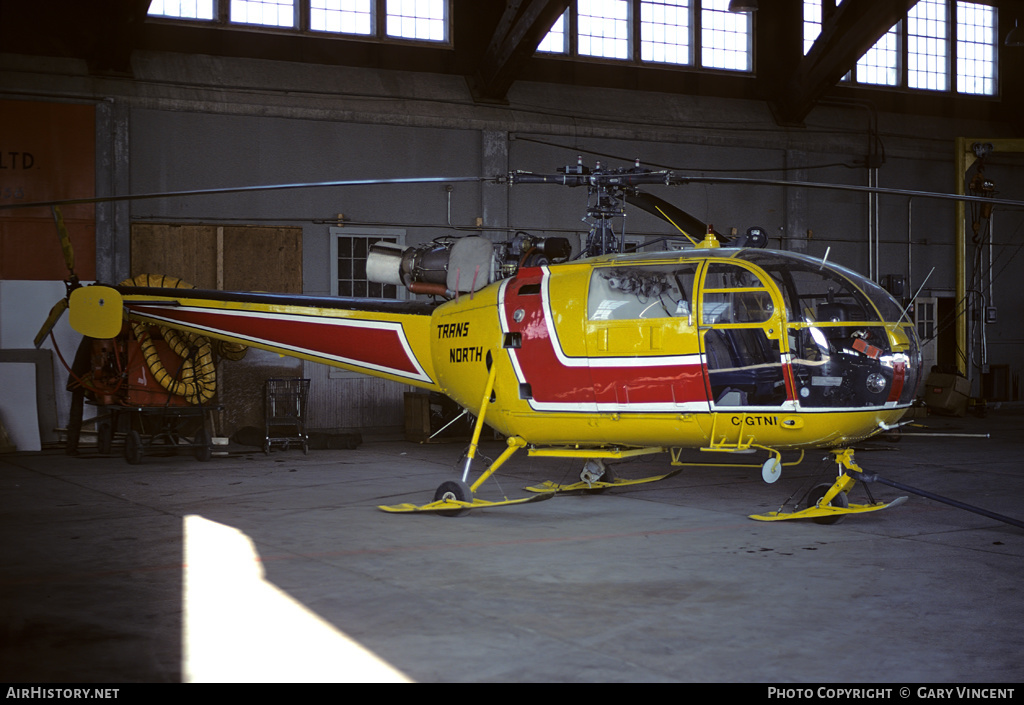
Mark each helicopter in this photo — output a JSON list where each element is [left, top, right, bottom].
[[35, 158, 934, 522]]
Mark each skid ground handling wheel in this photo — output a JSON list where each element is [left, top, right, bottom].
[[432, 480, 473, 517], [805, 482, 850, 525]]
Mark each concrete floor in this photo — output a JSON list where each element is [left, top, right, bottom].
[[2, 408, 1023, 683]]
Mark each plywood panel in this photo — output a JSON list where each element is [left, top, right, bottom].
[[0, 362, 40, 451], [222, 226, 302, 293], [129, 224, 302, 294], [130, 223, 217, 288]]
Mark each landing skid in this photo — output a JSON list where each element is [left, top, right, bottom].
[[379, 358, 553, 515], [751, 448, 908, 524], [379, 492, 554, 515], [378, 353, 687, 515], [750, 496, 907, 522], [524, 468, 681, 494]]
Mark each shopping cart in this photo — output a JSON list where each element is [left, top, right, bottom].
[[264, 378, 310, 454]]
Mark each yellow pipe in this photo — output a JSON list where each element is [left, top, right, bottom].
[[955, 138, 1024, 378], [955, 137, 968, 377], [120, 274, 236, 406]]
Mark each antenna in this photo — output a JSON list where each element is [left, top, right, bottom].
[[896, 267, 935, 325]]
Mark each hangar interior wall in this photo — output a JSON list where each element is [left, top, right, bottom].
[[2, 51, 1023, 438]]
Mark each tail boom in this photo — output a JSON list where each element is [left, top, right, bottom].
[[116, 287, 440, 390]]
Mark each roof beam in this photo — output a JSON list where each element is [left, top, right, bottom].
[[87, 0, 153, 74], [771, 0, 918, 125], [471, 0, 570, 102]]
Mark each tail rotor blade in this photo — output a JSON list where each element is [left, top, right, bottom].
[[34, 298, 69, 349], [52, 206, 76, 277]]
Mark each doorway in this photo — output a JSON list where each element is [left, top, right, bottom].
[[915, 296, 957, 374]]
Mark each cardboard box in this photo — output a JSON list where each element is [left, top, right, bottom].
[[924, 372, 970, 417], [404, 391, 483, 442]]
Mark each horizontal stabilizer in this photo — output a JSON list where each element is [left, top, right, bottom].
[[68, 286, 123, 340]]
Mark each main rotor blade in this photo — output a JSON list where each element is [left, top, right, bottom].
[[6, 169, 1022, 213], [624, 191, 720, 243], [0, 175, 498, 211], [52, 206, 75, 275], [671, 175, 1024, 209]]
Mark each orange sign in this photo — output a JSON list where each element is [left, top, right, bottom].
[[0, 100, 95, 280]]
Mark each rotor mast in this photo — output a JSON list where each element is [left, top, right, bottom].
[[509, 157, 673, 257]]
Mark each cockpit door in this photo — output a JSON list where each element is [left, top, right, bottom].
[[697, 261, 791, 411]]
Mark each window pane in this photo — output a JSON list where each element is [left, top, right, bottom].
[[588, 265, 694, 320], [907, 0, 948, 91], [857, 24, 899, 85], [310, 0, 373, 35], [803, 0, 848, 54], [385, 0, 447, 42], [578, 0, 631, 60], [641, 0, 690, 65], [803, 0, 823, 54], [537, 10, 568, 53], [701, 0, 750, 71], [336, 235, 400, 300], [810, 0, 996, 95], [956, 1, 996, 95], [231, 0, 296, 28], [148, 0, 215, 19]]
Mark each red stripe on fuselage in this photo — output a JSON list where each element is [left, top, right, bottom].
[[589, 366, 707, 405], [503, 273, 594, 405], [887, 361, 906, 402]]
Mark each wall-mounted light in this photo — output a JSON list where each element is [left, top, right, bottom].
[[1006, 19, 1024, 46]]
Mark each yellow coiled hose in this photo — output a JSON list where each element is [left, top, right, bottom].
[[120, 274, 248, 405]]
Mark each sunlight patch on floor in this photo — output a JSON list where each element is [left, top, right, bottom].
[[183, 514, 411, 682]]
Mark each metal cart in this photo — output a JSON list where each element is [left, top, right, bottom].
[[101, 404, 220, 464], [264, 378, 310, 454]]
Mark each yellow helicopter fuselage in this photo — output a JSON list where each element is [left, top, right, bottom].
[[87, 247, 920, 456], [429, 248, 919, 452]]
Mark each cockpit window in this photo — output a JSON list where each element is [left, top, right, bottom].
[[701, 262, 775, 325], [745, 255, 915, 408], [704, 262, 764, 289], [738, 255, 876, 323], [589, 264, 698, 320], [728, 253, 915, 408], [850, 274, 906, 322], [735, 250, 905, 323]]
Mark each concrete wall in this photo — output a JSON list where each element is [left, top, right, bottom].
[[2, 49, 1023, 438]]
